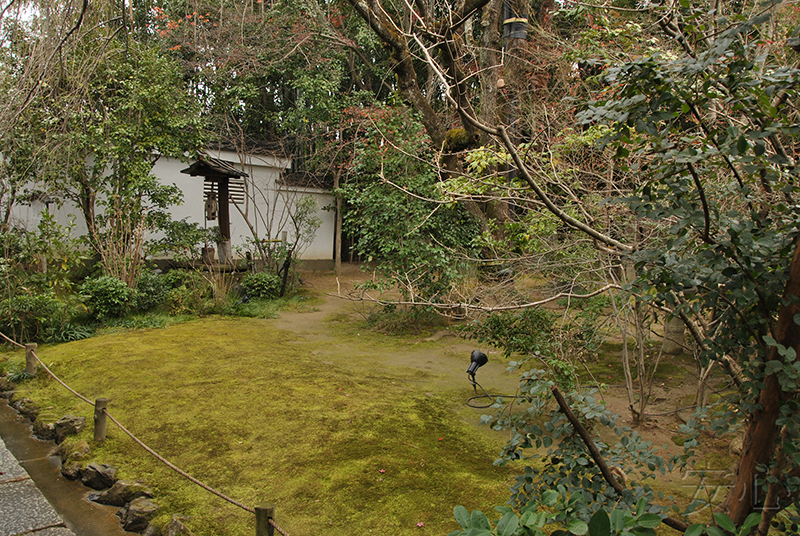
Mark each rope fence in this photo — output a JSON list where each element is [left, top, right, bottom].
[[1, 332, 289, 536]]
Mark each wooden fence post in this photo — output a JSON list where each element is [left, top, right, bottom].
[[25, 343, 37, 376], [256, 503, 275, 536], [94, 398, 109, 442]]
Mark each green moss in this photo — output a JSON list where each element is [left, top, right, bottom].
[[13, 316, 513, 536]]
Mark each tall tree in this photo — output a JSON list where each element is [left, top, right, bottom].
[[0, 1, 205, 285], [49, 43, 205, 284]]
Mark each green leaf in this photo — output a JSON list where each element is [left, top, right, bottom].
[[635, 497, 646, 517], [705, 527, 725, 536], [737, 136, 749, 154], [712, 513, 736, 533], [636, 513, 662, 529], [454, 506, 470, 529], [496, 512, 520, 536], [521, 511, 547, 529], [684, 524, 705, 536], [464, 530, 494, 536], [542, 490, 560, 506], [470, 510, 491, 530], [765, 360, 784, 375], [610, 510, 626, 532], [741, 513, 761, 532], [568, 519, 589, 535], [588, 509, 611, 536]]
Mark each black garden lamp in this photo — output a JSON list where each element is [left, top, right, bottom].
[[467, 350, 488, 384]]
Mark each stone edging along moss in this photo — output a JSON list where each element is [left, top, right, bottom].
[[1, 376, 194, 536]]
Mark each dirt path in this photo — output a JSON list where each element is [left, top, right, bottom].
[[276, 265, 523, 407]]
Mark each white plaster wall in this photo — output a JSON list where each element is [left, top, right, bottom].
[[9, 152, 336, 262], [201, 150, 335, 261], [8, 195, 89, 237]]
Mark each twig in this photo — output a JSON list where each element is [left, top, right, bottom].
[[331, 283, 621, 312], [551, 385, 690, 532]]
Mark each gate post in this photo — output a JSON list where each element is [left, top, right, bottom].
[[94, 398, 109, 442], [25, 343, 37, 376], [255, 504, 275, 536]]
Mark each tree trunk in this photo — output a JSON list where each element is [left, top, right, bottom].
[[719, 235, 800, 525], [78, 178, 99, 251], [334, 169, 342, 275], [478, 0, 502, 146]]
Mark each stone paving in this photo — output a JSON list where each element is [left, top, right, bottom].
[[0, 435, 75, 536]]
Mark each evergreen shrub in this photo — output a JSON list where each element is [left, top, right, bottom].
[[241, 272, 281, 299]]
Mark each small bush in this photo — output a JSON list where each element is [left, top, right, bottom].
[[0, 291, 68, 342], [226, 300, 280, 319], [104, 314, 169, 330], [80, 275, 135, 320], [241, 272, 281, 299], [134, 271, 168, 312], [461, 307, 557, 357], [161, 268, 204, 290], [166, 286, 209, 316], [365, 305, 448, 336], [160, 269, 212, 315]]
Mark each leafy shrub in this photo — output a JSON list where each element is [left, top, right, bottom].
[[0, 291, 67, 342], [80, 275, 135, 320], [0, 215, 86, 295], [365, 304, 448, 336], [133, 271, 168, 312], [341, 105, 481, 301], [241, 272, 281, 299], [462, 307, 557, 357], [160, 269, 212, 315], [161, 268, 204, 290], [104, 314, 168, 330]]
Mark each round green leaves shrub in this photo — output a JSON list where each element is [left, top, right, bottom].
[[0, 291, 67, 342], [133, 271, 168, 312], [80, 275, 135, 320], [241, 272, 281, 299]]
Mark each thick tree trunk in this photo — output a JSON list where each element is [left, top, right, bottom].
[[478, 0, 502, 146], [78, 178, 98, 251], [719, 236, 800, 525], [392, 47, 446, 148]]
